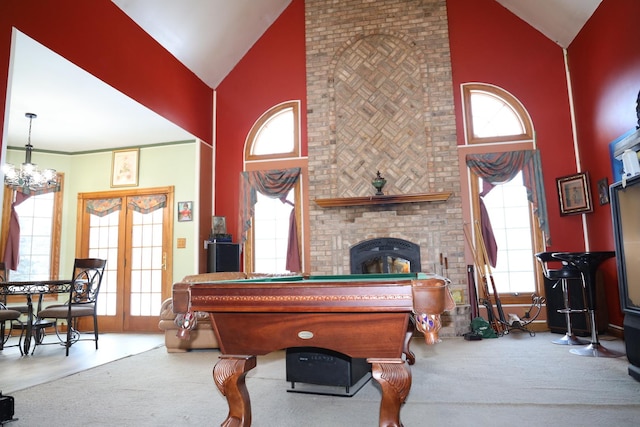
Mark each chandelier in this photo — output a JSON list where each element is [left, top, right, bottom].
[[3, 112, 58, 192]]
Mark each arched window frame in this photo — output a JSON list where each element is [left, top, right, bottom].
[[462, 83, 534, 145], [245, 101, 300, 161], [243, 100, 308, 274], [460, 83, 546, 308], [0, 172, 64, 281]]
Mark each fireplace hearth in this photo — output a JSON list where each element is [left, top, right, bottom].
[[350, 238, 421, 274]]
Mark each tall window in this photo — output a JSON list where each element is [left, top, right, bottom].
[[243, 101, 307, 273], [482, 172, 536, 294], [462, 83, 544, 299], [1, 179, 63, 281], [13, 193, 55, 280]]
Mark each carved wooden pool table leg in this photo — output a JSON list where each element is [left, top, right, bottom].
[[368, 358, 411, 427], [214, 355, 257, 427]]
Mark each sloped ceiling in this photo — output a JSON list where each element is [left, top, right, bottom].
[[496, 0, 602, 48], [4, 0, 601, 153]]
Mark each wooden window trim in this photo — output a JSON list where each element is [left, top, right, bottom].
[[462, 83, 534, 145], [0, 172, 64, 282], [244, 100, 300, 161]]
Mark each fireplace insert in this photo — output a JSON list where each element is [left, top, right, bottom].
[[350, 237, 421, 274]]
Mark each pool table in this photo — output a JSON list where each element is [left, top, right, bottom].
[[172, 273, 455, 427]]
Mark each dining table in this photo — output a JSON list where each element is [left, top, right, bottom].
[[0, 279, 72, 355]]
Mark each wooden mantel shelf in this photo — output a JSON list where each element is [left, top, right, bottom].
[[314, 192, 452, 207]]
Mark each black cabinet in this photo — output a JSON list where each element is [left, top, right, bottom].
[[206, 242, 240, 273], [544, 276, 608, 336], [286, 347, 371, 396]]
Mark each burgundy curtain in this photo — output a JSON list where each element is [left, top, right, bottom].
[[283, 200, 301, 273], [478, 181, 498, 268], [466, 150, 550, 267], [3, 192, 31, 271], [240, 168, 301, 272]]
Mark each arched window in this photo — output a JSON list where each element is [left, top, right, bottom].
[[463, 83, 533, 144], [242, 101, 307, 273], [248, 104, 298, 158], [461, 83, 546, 307]]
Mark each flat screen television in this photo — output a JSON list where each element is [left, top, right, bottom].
[[610, 174, 640, 315], [611, 173, 640, 381]]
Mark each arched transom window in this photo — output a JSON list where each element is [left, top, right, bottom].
[[463, 83, 533, 145]]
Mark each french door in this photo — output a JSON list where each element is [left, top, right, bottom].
[[76, 187, 173, 332]]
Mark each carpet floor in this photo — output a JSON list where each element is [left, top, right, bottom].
[[7, 332, 640, 426]]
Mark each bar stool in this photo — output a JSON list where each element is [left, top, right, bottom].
[[552, 251, 623, 358], [535, 252, 588, 345]]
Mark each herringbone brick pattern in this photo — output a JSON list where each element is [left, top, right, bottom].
[[333, 34, 426, 197]]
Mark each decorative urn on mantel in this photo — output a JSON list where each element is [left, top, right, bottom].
[[372, 171, 387, 196]]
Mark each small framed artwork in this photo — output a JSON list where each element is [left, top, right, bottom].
[[178, 201, 193, 222], [111, 148, 139, 187], [212, 216, 227, 235], [597, 177, 610, 205], [556, 172, 593, 216]]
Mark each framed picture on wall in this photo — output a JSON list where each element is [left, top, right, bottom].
[[556, 172, 593, 216], [178, 201, 193, 222], [597, 177, 610, 205], [111, 148, 139, 187]]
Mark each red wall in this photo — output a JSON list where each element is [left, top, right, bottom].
[[567, 0, 640, 326], [447, 0, 640, 327], [0, 0, 213, 144], [215, 0, 307, 243], [0, 0, 215, 272], [4, 0, 631, 323], [447, 0, 586, 254]]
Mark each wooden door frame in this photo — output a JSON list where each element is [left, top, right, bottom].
[[76, 186, 174, 332]]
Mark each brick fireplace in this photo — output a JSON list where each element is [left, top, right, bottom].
[[305, 0, 469, 336]]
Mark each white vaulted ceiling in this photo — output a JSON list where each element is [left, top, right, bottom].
[[3, 0, 601, 153], [496, 0, 602, 48]]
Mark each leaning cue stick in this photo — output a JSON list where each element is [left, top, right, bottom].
[[464, 223, 501, 333], [474, 220, 507, 330], [463, 223, 489, 299]]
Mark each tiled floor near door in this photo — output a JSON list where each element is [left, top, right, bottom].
[[0, 333, 164, 393]]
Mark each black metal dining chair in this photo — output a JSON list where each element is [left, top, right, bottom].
[[0, 303, 24, 355], [1, 262, 26, 355], [33, 258, 106, 356], [0, 262, 30, 316]]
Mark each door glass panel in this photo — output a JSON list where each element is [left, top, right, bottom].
[[129, 209, 163, 316], [89, 210, 119, 316]]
